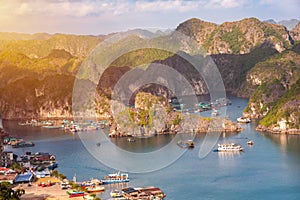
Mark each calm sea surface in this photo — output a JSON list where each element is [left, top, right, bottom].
[[3, 97, 300, 199]]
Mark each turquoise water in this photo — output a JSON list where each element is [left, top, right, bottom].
[[3, 97, 300, 199]]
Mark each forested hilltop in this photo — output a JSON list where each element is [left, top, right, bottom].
[[0, 17, 299, 133]]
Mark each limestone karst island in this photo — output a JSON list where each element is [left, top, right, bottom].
[[0, 0, 300, 199]]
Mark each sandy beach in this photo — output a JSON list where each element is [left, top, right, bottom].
[[13, 177, 86, 200]]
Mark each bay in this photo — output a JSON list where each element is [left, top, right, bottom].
[[2, 97, 300, 199]]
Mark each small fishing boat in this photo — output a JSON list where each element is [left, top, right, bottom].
[[177, 140, 194, 148], [86, 186, 105, 193], [212, 109, 218, 116], [67, 190, 85, 198], [42, 125, 62, 129], [12, 141, 35, 148], [127, 138, 135, 142], [217, 143, 243, 152], [247, 140, 254, 145], [237, 117, 251, 123]]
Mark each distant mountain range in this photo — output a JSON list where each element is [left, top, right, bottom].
[[264, 19, 300, 30], [0, 17, 299, 133]]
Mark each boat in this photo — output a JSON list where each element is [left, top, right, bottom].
[[61, 182, 70, 189], [237, 117, 251, 123], [12, 141, 35, 148], [212, 109, 218, 116], [127, 138, 135, 142], [86, 186, 105, 193], [217, 143, 243, 152], [81, 178, 102, 188], [42, 125, 62, 129], [67, 190, 85, 198], [247, 140, 254, 145], [48, 163, 58, 170], [177, 140, 194, 148], [110, 189, 123, 198], [101, 171, 129, 184]]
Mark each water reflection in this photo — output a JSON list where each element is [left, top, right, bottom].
[[217, 151, 242, 160], [109, 135, 177, 153], [101, 182, 129, 198], [262, 132, 300, 154]]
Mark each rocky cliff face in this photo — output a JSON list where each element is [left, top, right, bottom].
[[177, 17, 294, 54], [0, 33, 102, 58], [243, 49, 300, 132], [291, 22, 300, 41], [0, 17, 300, 127], [110, 92, 241, 136], [256, 80, 300, 134], [0, 75, 74, 119]]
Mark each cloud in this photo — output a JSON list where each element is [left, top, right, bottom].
[[0, 0, 298, 35], [1, 0, 254, 19], [2, 0, 132, 17], [204, 0, 250, 9], [135, 0, 204, 13]]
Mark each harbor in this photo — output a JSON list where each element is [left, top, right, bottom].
[[1, 97, 300, 199]]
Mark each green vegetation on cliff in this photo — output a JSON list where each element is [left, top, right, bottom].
[[0, 33, 102, 58], [243, 48, 300, 130], [243, 79, 285, 116], [259, 79, 300, 129], [111, 48, 173, 69], [0, 17, 300, 122], [177, 17, 294, 55], [220, 26, 245, 54]]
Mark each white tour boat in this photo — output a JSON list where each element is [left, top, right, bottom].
[[217, 143, 243, 152]]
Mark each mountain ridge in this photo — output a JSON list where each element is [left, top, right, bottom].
[[0, 17, 299, 133]]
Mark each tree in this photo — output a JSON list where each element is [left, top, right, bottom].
[[0, 182, 25, 200], [51, 170, 59, 177]]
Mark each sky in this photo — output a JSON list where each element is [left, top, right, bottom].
[[0, 0, 299, 35]]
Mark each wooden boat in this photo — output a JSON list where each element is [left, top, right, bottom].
[[12, 141, 35, 148], [127, 138, 135, 142], [177, 140, 194, 148], [86, 186, 105, 193], [212, 109, 218, 116], [67, 190, 85, 198]]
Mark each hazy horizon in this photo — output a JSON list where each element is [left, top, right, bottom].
[[0, 0, 299, 35]]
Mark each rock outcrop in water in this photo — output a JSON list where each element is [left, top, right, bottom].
[[109, 92, 241, 136]]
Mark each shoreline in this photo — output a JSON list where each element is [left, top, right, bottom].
[[243, 114, 300, 135], [256, 125, 300, 135]]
